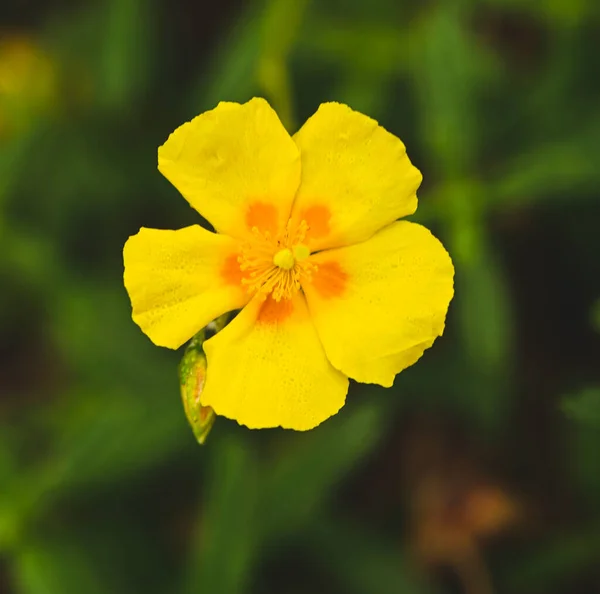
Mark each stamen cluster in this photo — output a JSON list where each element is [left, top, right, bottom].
[[237, 220, 316, 301]]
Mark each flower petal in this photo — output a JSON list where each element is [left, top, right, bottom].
[[158, 98, 301, 240], [290, 102, 422, 250], [201, 293, 349, 430], [123, 226, 249, 349], [302, 221, 454, 387]]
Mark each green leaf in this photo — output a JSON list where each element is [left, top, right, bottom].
[[261, 0, 310, 62], [258, 0, 309, 128], [182, 434, 259, 594], [0, 284, 188, 521], [482, 0, 596, 28], [490, 120, 600, 208], [0, 128, 40, 212], [592, 299, 600, 333], [569, 423, 600, 509], [562, 388, 600, 426], [502, 530, 600, 593], [411, 4, 488, 175], [260, 400, 385, 537], [298, 20, 408, 77], [44, 286, 187, 489], [45, 0, 153, 113], [98, 0, 154, 111], [187, 3, 264, 113], [12, 536, 117, 594], [306, 519, 435, 594], [454, 235, 515, 433]]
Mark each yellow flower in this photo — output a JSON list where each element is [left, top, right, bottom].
[[123, 98, 454, 431]]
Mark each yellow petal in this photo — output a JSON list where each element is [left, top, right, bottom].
[[158, 98, 300, 240], [290, 102, 422, 251], [123, 226, 249, 349], [302, 221, 454, 387], [201, 293, 349, 430]]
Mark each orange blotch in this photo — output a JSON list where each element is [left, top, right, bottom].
[[246, 201, 278, 235], [300, 204, 331, 241], [257, 295, 294, 324], [199, 405, 213, 422], [310, 261, 348, 299], [221, 253, 245, 287]]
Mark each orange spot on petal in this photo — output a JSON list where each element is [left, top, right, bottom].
[[246, 201, 278, 235], [301, 204, 331, 241], [221, 253, 245, 287], [310, 260, 348, 299], [257, 295, 294, 324]]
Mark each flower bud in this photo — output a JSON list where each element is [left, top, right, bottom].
[[179, 331, 215, 445]]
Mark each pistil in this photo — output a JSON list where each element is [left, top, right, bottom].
[[237, 221, 316, 301]]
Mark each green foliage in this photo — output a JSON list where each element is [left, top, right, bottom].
[[307, 520, 433, 594], [183, 435, 259, 594], [187, 3, 265, 113], [502, 529, 600, 593], [260, 401, 385, 537], [13, 535, 113, 594], [562, 388, 600, 426]]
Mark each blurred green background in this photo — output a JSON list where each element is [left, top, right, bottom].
[[1, 0, 600, 593]]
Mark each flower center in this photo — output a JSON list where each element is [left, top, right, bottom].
[[273, 248, 295, 270], [238, 221, 316, 301]]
